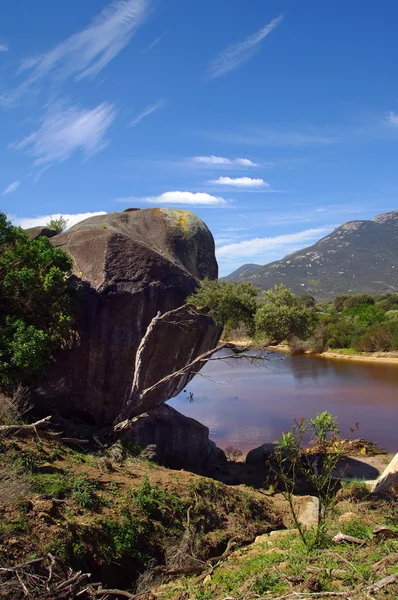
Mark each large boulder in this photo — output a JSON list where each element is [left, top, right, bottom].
[[42, 208, 221, 423], [120, 404, 226, 472]]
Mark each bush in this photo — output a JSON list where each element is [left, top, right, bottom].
[[0, 213, 74, 389], [187, 279, 258, 334], [255, 285, 316, 344], [46, 216, 68, 233]]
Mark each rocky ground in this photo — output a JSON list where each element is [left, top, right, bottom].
[[0, 434, 397, 599]]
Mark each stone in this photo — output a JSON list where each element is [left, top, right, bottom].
[[121, 404, 225, 472], [25, 226, 58, 239], [269, 528, 299, 539], [371, 453, 398, 494], [40, 208, 220, 424], [296, 496, 320, 527], [245, 443, 276, 465]]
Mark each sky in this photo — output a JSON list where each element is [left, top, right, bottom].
[[1, 1, 398, 276]]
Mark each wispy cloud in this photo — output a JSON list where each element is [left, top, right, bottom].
[[192, 156, 258, 167], [207, 14, 283, 79], [216, 226, 334, 259], [0, 44, 8, 52], [210, 176, 269, 188], [9, 101, 116, 170], [387, 111, 398, 127], [141, 30, 169, 53], [2, 181, 20, 195], [117, 191, 228, 206], [206, 127, 337, 147], [129, 98, 166, 127], [9, 211, 107, 230], [1, 0, 150, 105]]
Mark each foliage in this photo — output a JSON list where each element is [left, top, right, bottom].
[[187, 278, 258, 334], [255, 284, 316, 344], [272, 411, 347, 548], [0, 212, 74, 389], [72, 476, 99, 510], [46, 215, 68, 233]]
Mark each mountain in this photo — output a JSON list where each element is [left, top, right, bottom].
[[223, 263, 262, 280], [225, 210, 398, 300]]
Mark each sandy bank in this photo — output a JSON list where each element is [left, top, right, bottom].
[[221, 339, 398, 364]]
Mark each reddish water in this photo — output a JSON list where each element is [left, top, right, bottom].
[[169, 350, 398, 453]]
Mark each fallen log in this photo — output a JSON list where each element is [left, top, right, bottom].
[[332, 532, 367, 545]]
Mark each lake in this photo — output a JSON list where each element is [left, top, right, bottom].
[[169, 349, 398, 454]]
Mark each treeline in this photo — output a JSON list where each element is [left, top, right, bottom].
[[311, 292, 398, 353], [188, 280, 398, 354]]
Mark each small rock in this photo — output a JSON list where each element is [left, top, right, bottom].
[[140, 444, 159, 462], [297, 496, 320, 527], [338, 512, 357, 525], [203, 575, 212, 585], [269, 528, 299, 539]]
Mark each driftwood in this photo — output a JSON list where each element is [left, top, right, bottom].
[[365, 572, 398, 593], [332, 532, 367, 545], [0, 415, 89, 446], [114, 335, 269, 427], [371, 552, 398, 572]]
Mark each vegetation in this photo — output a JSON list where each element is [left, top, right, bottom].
[[187, 278, 258, 336], [46, 215, 68, 233], [254, 284, 316, 344], [0, 212, 75, 390], [190, 279, 398, 353], [272, 411, 349, 548]]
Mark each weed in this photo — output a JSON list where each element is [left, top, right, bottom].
[[342, 518, 372, 539], [272, 411, 352, 548], [32, 472, 71, 498], [72, 477, 99, 510]]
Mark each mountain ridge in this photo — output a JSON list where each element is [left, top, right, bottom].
[[225, 210, 398, 300]]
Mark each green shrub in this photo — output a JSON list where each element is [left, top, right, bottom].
[[187, 278, 258, 334], [72, 477, 99, 510], [0, 213, 74, 389], [255, 285, 316, 344]]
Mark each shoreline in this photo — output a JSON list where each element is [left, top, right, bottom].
[[221, 339, 398, 365]]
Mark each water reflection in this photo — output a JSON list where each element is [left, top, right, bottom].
[[169, 350, 398, 453]]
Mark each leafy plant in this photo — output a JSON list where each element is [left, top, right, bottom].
[[272, 411, 349, 548], [187, 278, 258, 335], [46, 216, 68, 233], [255, 284, 316, 344], [72, 477, 98, 510], [0, 212, 75, 389]]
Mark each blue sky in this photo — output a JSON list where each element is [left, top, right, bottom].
[[1, 0, 398, 276]]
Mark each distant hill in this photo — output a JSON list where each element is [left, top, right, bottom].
[[225, 210, 398, 300], [223, 263, 262, 280]]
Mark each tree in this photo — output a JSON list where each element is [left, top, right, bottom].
[[0, 213, 74, 389], [187, 278, 258, 335], [46, 215, 68, 233], [255, 284, 316, 344]]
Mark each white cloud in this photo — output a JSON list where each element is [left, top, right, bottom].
[[141, 30, 169, 53], [1, 0, 150, 104], [207, 14, 283, 79], [0, 44, 8, 52], [2, 181, 20, 195], [210, 176, 268, 188], [9, 101, 116, 169], [118, 191, 228, 206], [216, 226, 334, 259], [192, 156, 258, 167], [9, 211, 107, 230], [129, 98, 166, 127], [387, 111, 398, 127]]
